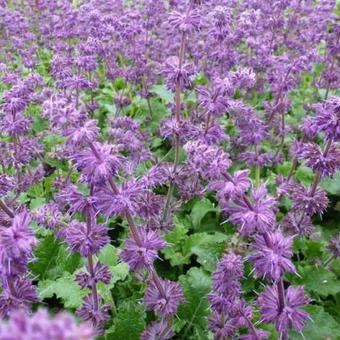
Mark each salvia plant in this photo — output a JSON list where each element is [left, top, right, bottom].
[[0, 0, 339, 339]]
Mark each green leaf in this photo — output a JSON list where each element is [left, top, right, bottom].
[[191, 243, 225, 272], [30, 197, 46, 210], [289, 305, 340, 340], [321, 171, 340, 195], [98, 244, 118, 267], [110, 263, 129, 285], [178, 268, 211, 331], [276, 161, 293, 176], [301, 266, 340, 297], [106, 301, 146, 340], [190, 198, 218, 229], [30, 235, 60, 279], [149, 84, 174, 103], [295, 166, 314, 186], [30, 236, 81, 280], [38, 274, 88, 308]]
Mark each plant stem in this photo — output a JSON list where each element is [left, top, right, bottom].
[[162, 28, 187, 223], [86, 209, 99, 312], [277, 279, 288, 340], [0, 199, 14, 218]]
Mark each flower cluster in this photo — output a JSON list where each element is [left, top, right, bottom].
[[0, 309, 94, 339], [0, 0, 338, 339], [207, 253, 269, 339], [0, 211, 38, 318]]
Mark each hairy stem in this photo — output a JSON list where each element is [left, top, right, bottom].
[[0, 199, 14, 218]]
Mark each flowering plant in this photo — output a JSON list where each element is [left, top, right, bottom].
[[0, 0, 339, 339]]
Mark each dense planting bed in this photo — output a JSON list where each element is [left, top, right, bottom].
[[0, 1, 339, 339]]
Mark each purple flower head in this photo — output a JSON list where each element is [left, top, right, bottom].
[[0, 114, 32, 137], [141, 319, 174, 340], [0, 175, 15, 197], [258, 285, 310, 333], [0, 210, 37, 259], [0, 308, 94, 339], [249, 230, 296, 281], [239, 329, 270, 340], [197, 85, 229, 118], [144, 279, 184, 317], [211, 253, 243, 297], [65, 220, 109, 257], [231, 67, 256, 90], [160, 117, 198, 142], [328, 233, 340, 258], [184, 141, 231, 180], [72, 142, 124, 185], [208, 170, 251, 203], [207, 292, 235, 314], [226, 185, 277, 236], [120, 228, 166, 271], [237, 151, 274, 168], [290, 184, 329, 215], [33, 203, 63, 230], [208, 310, 237, 339], [0, 278, 38, 319], [64, 119, 99, 145], [75, 262, 111, 289], [313, 97, 340, 141], [76, 295, 110, 334], [58, 185, 97, 216], [161, 56, 195, 90], [298, 142, 340, 178], [300, 116, 320, 140], [95, 180, 146, 217], [282, 211, 314, 237], [168, 9, 200, 33]]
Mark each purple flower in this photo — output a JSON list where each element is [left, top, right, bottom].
[[0, 175, 15, 197], [197, 85, 229, 118], [328, 233, 340, 258], [59, 185, 97, 216], [65, 221, 109, 257], [313, 97, 340, 141], [0, 210, 37, 260], [33, 203, 63, 230], [231, 67, 256, 90], [258, 285, 310, 333], [168, 9, 200, 33], [249, 230, 296, 281], [120, 228, 166, 271], [64, 119, 99, 145], [144, 279, 184, 317], [72, 142, 123, 185], [0, 309, 94, 339], [226, 185, 277, 236], [208, 310, 237, 339], [0, 278, 38, 318], [207, 291, 236, 315], [239, 329, 270, 340], [290, 184, 329, 215], [75, 262, 111, 289], [211, 253, 243, 297], [208, 170, 251, 203], [184, 141, 231, 180], [76, 295, 110, 334], [298, 142, 340, 177], [282, 212, 314, 236], [160, 117, 198, 142], [300, 116, 320, 140], [161, 56, 195, 90], [95, 180, 146, 217], [141, 319, 174, 340]]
